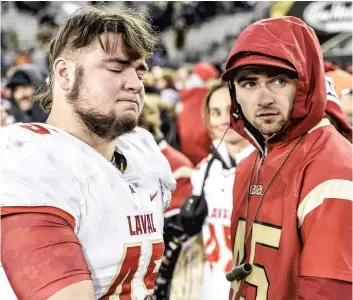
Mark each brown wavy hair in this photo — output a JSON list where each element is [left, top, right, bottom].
[[35, 5, 158, 113]]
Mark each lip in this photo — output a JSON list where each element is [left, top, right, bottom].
[[118, 100, 139, 108], [256, 113, 279, 117], [119, 99, 138, 104]]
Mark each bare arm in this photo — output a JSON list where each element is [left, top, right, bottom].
[[47, 280, 94, 300]]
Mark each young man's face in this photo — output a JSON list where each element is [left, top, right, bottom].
[[66, 33, 148, 140], [234, 66, 298, 138], [13, 84, 35, 112]]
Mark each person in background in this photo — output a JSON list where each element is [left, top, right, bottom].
[[324, 75, 352, 142], [221, 16, 352, 299], [177, 62, 219, 165], [326, 69, 352, 126], [156, 70, 180, 107], [0, 98, 16, 126], [180, 82, 253, 300], [175, 66, 191, 91], [5, 63, 48, 122]]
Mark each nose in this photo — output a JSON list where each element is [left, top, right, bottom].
[[256, 87, 275, 108], [219, 111, 231, 126], [124, 69, 144, 94]]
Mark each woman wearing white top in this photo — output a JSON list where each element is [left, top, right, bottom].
[[189, 82, 254, 300]]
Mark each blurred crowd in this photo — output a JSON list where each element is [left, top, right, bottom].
[[1, 53, 352, 163]]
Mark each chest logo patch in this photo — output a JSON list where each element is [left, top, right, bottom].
[[249, 184, 263, 196], [150, 191, 158, 201]]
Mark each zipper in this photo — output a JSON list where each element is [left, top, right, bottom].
[[255, 145, 267, 184]]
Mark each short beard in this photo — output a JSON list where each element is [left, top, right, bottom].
[[66, 66, 137, 141], [253, 118, 286, 137]]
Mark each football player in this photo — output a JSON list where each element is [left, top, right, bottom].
[[0, 6, 175, 300]]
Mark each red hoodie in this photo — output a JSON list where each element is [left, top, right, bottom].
[[223, 17, 352, 300]]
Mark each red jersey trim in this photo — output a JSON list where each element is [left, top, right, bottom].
[[1, 206, 76, 229], [2, 212, 91, 300]]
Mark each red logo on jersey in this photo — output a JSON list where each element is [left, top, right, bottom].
[[150, 191, 158, 201], [127, 214, 157, 235]]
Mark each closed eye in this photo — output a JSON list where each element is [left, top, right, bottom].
[[108, 69, 122, 74], [137, 74, 145, 82]]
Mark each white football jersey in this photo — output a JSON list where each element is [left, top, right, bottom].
[[0, 123, 175, 300], [191, 140, 254, 300]]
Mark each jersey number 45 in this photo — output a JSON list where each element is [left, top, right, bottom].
[[101, 240, 164, 299]]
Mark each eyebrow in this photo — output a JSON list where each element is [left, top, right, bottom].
[[102, 57, 149, 72], [209, 105, 231, 111], [236, 76, 259, 84]]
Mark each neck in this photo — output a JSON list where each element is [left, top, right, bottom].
[[47, 103, 116, 161], [226, 139, 249, 158]]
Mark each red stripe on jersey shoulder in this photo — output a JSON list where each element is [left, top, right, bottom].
[[1, 206, 76, 229]]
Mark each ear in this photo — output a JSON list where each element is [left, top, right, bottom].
[[53, 57, 73, 91]]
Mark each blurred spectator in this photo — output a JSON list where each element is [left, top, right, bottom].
[[325, 76, 352, 142], [324, 60, 339, 73], [175, 66, 192, 91], [326, 69, 353, 125], [5, 63, 48, 122], [0, 98, 16, 126], [177, 62, 219, 165], [157, 71, 180, 107], [1, 86, 11, 100], [13, 51, 31, 66]]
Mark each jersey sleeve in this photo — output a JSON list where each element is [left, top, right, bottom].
[[1, 211, 91, 300], [0, 125, 83, 229], [297, 156, 352, 282]]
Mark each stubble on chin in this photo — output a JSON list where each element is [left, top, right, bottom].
[[254, 118, 286, 137]]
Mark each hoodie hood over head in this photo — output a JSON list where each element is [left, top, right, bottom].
[[222, 16, 326, 155]]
